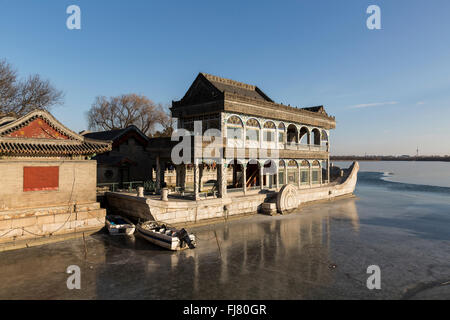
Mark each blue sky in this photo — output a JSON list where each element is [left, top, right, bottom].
[[1, 0, 449, 155]]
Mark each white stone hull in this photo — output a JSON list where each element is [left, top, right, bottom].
[[296, 161, 359, 203], [106, 162, 359, 225]]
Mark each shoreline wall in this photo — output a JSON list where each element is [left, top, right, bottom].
[[0, 202, 106, 246]]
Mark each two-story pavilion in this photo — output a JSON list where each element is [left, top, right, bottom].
[[107, 73, 357, 223], [168, 73, 336, 200]]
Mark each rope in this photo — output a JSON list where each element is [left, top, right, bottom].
[[0, 228, 17, 238]]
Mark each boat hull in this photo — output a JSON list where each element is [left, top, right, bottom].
[[105, 215, 136, 236], [136, 224, 195, 251]]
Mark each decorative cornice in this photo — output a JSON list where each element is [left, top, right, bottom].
[[224, 92, 335, 122], [224, 96, 335, 129]]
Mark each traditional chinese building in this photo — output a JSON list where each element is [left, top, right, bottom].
[[168, 73, 335, 199], [107, 73, 358, 224], [82, 125, 152, 185], [0, 110, 111, 250]]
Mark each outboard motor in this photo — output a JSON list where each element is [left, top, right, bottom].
[[177, 228, 195, 249]]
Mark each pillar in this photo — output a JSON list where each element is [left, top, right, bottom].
[[327, 157, 330, 184], [242, 163, 247, 194], [260, 126, 263, 150], [243, 123, 247, 149], [161, 167, 165, 189], [298, 165, 301, 188], [232, 162, 237, 187], [175, 165, 180, 188], [156, 155, 161, 194], [260, 164, 264, 190], [276, 127, 279, 150], [284, 164, 288, 185], [181, 164, 186, 193], [199, 163, 204, 192], [194, 161, 199, 200], [320, 163, 323, 186], [218, 163, 227, 198], [276, 164, 280, 190], [309, 165, 313, 188]]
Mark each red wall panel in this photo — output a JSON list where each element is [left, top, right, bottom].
[[23, 166, 59, 192]]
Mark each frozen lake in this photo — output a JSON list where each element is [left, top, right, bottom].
[[334, 160, 450, 188], [0, 161, 449, 299]]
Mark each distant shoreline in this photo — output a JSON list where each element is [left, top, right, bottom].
[[331, 156, 450, 162]]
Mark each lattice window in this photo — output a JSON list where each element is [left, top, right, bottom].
[[263, 121, 276, 129], [288, 160, 298, 167], [246, 118, 260, 128], [227, 116, 243, 125]]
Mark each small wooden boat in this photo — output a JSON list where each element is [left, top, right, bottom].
[[105, 215, 136, 235], [136, 221, 196, 251]]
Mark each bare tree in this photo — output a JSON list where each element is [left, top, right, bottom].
[[0, 59, 64, 117], [87, 94, 172, 136], [0, 60, 17, 113], [151, 105, 174, 137]]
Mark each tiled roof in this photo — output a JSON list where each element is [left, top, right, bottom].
[[172, 73, 336, 128], [83, 127, 129, 141], [201, 73, 273, 102], [83, 125, 149, 143], [0, 139, 111, 156], [0, 110, 111, 157]]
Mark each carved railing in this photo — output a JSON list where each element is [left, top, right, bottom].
[[97, 181, 155, 193]]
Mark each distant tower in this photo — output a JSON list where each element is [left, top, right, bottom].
[[416, 147, 419, 157]]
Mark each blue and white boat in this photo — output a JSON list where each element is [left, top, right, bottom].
[[105, 215, 135, 235]]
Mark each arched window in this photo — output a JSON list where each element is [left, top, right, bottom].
[[226, 116, 243, 140], [299, 127, 310, 145], [312, 128, 321, 145], [263, 159, 277, 175], [288, 160, 298, 167], [263, 121, 276, 129], [246, 159, 260, 188], [263, 160, 277, 189], [278, 159, 286, 185], [227, 159, 244, 190], [287, 124, 298, 143], [263, 121, 276, 142], [287, 160, 298, 184], [300, 160, 310, 185], [246, 119, 260, 142], [311, 160, 321, 184], [278, 123, 285, 144]]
